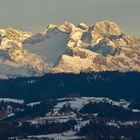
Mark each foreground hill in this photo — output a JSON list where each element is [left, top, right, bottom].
[[0, 72, 140, 139], [0, 96, 140, 140]]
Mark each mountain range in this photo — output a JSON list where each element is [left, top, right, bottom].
[[0, 20, 140, 78]]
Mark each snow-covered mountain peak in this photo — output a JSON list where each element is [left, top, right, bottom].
[[46, 24, 57, 29], [0, 20, 140, 77], [81, 20, 122, 45], [0, 29, 6, 36], [0, 28, 48, 78], [92, 20, 122, 36], [44, 24, 59, 34], [3, 28, 33, 43], [77, 23, 89, 30], [59, 21, 75, 33]]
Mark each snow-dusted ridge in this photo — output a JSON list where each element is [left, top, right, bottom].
[[28, 97, 131, 126], [0, 98, 24, 104], [54, 97, 130, 111]]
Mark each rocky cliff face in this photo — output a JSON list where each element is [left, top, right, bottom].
[[0, 28, 48, 78], [0, 20, 140, 77], [49, 21, 140, 73]]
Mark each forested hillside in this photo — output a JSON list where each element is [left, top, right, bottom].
[[0, 72, 140, 102]]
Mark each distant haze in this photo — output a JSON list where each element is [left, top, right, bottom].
[[0, 0, 140, 37]]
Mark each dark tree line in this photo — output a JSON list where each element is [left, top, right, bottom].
[[80, 102, 140, 121], [0, 72, 140, 102], [79, 120, 140, 140], [0, 120, 77, 139]]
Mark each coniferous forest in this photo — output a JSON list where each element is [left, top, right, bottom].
[[0, 72, 140, 102]]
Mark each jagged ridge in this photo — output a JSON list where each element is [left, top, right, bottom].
[[0, 20, 140, 77]]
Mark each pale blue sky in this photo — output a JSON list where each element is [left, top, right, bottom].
[[0, 0, 140, 36]]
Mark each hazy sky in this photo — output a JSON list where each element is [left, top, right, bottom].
[[0, 0, 140, 36]]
